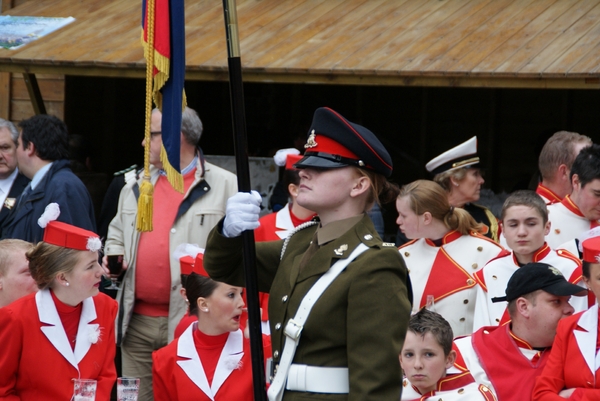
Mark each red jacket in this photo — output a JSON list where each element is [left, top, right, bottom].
[[0, 290, 117, 401], [152, 323, 271, 401], [533, 305, 600, 401]]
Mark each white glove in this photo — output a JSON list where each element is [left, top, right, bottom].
[[222, 191, 262, 238]]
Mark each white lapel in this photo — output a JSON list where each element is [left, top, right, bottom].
[[177, 323, 213, 400], [74, 297, 98, 364], [275, 204, 294, 240], [37, 289, 78, 371], [211, 329, 244, 395], [176, 324, 244, 400], [574, 304, 599, 374]]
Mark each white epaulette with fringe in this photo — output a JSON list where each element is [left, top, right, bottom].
[[280, 221, 319, 260]]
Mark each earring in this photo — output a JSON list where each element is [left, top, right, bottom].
[[65, 282, 69, 287], [202, 308, 209, 312], [453, 182, 459, 187]]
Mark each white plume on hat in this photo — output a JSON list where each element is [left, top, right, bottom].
[[37, 203, 60, 228], [172, 243, 204, 260], [273, 148, 300, 167]]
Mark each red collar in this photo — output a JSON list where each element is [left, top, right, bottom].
[[561, 195, 585, 217], [508, 328, 535, 350], [425, 230, 462, 247], [511, 243, 551, 265], [536, 183, 562, 204]]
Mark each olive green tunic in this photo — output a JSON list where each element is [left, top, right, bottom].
[[204, 214, 412, 401]]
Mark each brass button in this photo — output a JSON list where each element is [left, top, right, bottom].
[[495, 318, 500, 322], [273, 350, 279, 359], [483, 330, 489, 334], [460, 318, 465, 322], [463, 299, 469, 304], [467, 279, 475, 285], [492, 275, 497, 280], [282, 295, 288, 303], [472, 263, 478, 269], [477, 246, 483, 252], [458, 388, 465, 394], [555, 229, 561, 234], [275, 323, 281, 330], [404, 252, 410, 257]]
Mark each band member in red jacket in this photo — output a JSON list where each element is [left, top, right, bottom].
[[533, 236, 600, 400], [0, 204, 117, 400], [152, 256, 271, 401]]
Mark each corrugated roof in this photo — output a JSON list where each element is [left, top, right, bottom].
[[1, 0, 600, 88]]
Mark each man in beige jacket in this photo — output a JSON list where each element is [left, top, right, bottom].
[[104, 107, 237, 401]]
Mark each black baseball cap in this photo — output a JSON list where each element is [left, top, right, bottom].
[[491, 262, 587, 303]]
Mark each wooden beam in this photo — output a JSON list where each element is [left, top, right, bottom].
[[0, 63, 599, 90], [0, 73, 10, 120], [22, 73, 46, 115]]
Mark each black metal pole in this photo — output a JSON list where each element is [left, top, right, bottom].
[[221, 1, 267, 400]]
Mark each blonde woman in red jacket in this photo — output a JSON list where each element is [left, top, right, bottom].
[[0, 211, 117, 401], [152, 261, 271, 401]]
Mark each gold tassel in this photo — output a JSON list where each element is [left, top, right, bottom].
[[160, 145, 184, 193], [136, 176, 154, 231]]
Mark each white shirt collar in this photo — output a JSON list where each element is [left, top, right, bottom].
[[0, 167, 18, 194], [31, 162, 53, 190]]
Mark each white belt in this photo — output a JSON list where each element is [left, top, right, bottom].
[[267, 243, 369, 401], [286, 364, 349, 393]]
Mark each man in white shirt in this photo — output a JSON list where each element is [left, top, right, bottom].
[[546, 144, 600, 254], [0, 119, 29, 230]]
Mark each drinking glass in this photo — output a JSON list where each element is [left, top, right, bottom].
[[117, 377, 140, 401], [105, 255, 124, 290], [73, 379, 97, 401]]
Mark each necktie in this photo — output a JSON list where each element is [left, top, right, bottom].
[[15, 184, 31, 211]]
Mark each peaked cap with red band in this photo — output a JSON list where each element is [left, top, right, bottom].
[[43, 221, 102, 252], [583, 236, 600, 263], [294, 107, 393, 177]]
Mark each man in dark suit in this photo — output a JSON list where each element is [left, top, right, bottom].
[[1, 114, 95, 242], [0, 119, 29, 230]]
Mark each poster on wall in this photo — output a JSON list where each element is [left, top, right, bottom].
[[0, 16, 75, 50]]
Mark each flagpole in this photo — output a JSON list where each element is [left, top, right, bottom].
[[221, 1, 267, 400]]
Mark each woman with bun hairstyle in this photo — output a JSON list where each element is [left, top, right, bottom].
[[204, 107, 412, 400], [397, 180, 504, 336], [0, 204, 117, 400], [152, 254, 271, 401]]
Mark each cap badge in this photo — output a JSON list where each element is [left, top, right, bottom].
[[549, 266, 563, 276], [334, 244, 348, 256], [3, 197, 15, 210], [305, 131, 318, 149], [364, 234, 373, 240]]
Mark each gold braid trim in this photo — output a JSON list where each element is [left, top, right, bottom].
[[160, 145, 184, 193]]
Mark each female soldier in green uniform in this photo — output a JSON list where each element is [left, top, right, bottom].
[[204, 107, 412, 401]]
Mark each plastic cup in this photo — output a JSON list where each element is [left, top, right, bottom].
[[73, 379, 97, 401], [117, 377, 140, 401]]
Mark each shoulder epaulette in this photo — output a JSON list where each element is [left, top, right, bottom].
[[555, 248, 582, 266], [113, 164, 138, 177]]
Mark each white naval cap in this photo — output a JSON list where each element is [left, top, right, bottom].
[[425, 136, 480, 175]]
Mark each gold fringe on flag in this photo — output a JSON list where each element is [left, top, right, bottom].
[[160, 145, 184, 193]]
